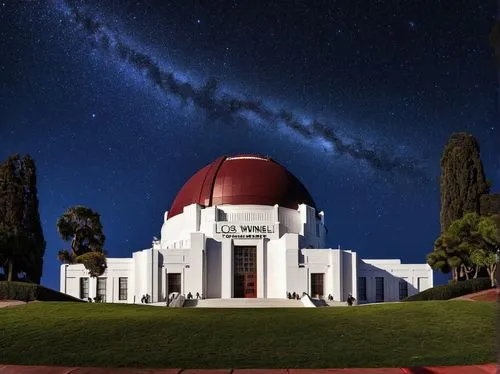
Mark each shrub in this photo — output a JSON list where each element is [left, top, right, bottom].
[[403, 277, 492, 301], [0, 281, 84, 302]]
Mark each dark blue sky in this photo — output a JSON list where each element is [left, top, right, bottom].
[[1, 1, 498, 290]]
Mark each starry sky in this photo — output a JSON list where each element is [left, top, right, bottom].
[[1, 0, 498, 291]]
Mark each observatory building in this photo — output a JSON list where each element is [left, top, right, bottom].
[[60, 154, 433, 305]]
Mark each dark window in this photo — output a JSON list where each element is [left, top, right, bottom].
[[80, 277, 89, 299], [399, 279, 408, 300], [311, 273, 324, 297], [167, 273, 181, 295], [119, 277, 128, 300], [375, 277, 384, 302], [358, 277, 367, 301], [97, 277, 107, 302]]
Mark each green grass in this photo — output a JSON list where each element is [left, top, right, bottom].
[[0, 301, 495, 368]]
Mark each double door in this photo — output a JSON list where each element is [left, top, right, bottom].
[[234, 246, 257, 298]]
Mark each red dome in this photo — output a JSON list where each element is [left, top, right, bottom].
[[167, 155, 316, 219]]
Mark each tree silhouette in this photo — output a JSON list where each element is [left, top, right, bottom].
[[57, 206, 107, 277]]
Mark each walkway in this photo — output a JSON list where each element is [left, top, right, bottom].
[[0, 364, 496, 373], [452, 288, 497, 302]]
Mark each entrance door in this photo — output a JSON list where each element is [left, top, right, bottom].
[[167, 273, 181, 295], [233, 246, 257, 298], [311, 273, 324, 298]]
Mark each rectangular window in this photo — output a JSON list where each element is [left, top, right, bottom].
[[119, 277, 128, 301], [358, 277, 367, 301], [399, 279, 408, 300], [97, 277, 107, 302], [80, 277, 89, 299], [375, 277, 384, 302]]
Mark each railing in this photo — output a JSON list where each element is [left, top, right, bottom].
[[166, 292, 185, 307], [300, 292, 317, 308]]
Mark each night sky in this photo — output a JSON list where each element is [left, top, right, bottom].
[[1, 1, 498, 291]]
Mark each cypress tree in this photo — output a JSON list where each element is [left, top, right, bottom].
[[0, 155, 45, 283], [440, 133, 489, 233], [21, 155, 46, 283], [0, 155, 25, 281]]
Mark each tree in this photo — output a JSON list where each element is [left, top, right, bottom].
[[0, 155, 46, 283], [427, 212, 499, 284], [56, 206, 107, 277], [440, 133, 489, 233], [427, 230, 468, 282], [0, 156, 27, 281], [18, 155, 45, 283], [470, 214, 500, 286]]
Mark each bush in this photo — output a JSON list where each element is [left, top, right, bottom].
[[403, 278, 492, 301], [0, 281, 84, 302]]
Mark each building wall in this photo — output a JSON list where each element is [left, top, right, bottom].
[[60, 202, 434, 304], [61, 259, 133, 303], [206, 238, 222, 298], [358, 259, 433, 303], [266, 237, 287, 298]]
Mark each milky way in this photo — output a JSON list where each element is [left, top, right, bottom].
[[60, 1, 429, 180]]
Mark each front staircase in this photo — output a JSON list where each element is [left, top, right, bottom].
[[183, 298, 304, 308]]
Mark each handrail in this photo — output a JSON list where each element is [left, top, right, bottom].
[[300, 292, 317, 308]]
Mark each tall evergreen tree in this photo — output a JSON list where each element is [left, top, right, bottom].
[[0, 155, 46, 283], [0, 155, 26, 281], [20, 155, 46, 283], [440, 133, 489, 233]]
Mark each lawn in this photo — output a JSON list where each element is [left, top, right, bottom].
[[0, 301, 495, 368]]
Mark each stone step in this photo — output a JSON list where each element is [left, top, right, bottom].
[[183, 298, 304, 308]]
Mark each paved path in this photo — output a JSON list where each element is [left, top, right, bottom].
[[452, 288, 497, 302], [0, 364, 496, 373], [0, 300, 28, 308]]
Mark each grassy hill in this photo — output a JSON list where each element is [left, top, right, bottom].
[[0, 301, 494, 368]]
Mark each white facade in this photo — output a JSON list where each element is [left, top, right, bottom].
[[61, 202, 433, 305]]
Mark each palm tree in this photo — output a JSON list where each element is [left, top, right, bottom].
[[56, 206, 107, 277]]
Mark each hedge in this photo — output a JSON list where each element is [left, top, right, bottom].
[[0, 281, 84, 302], [403, 277, 493, 301]]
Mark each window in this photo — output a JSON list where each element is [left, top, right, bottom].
[[80, 277, 89, 299], [399, 279, 408, 300], [375, 277, 384, 302], [119, 277, 128, 301], [316, 223, 320, 237], [358, 277, 367, 301], [97, 277, 107, 302]]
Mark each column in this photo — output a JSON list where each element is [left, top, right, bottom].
[[257, 239, 266, 298], [221, 239, 233, 298]]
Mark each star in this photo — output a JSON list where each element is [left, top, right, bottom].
[[92, 113, 96, 118]]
